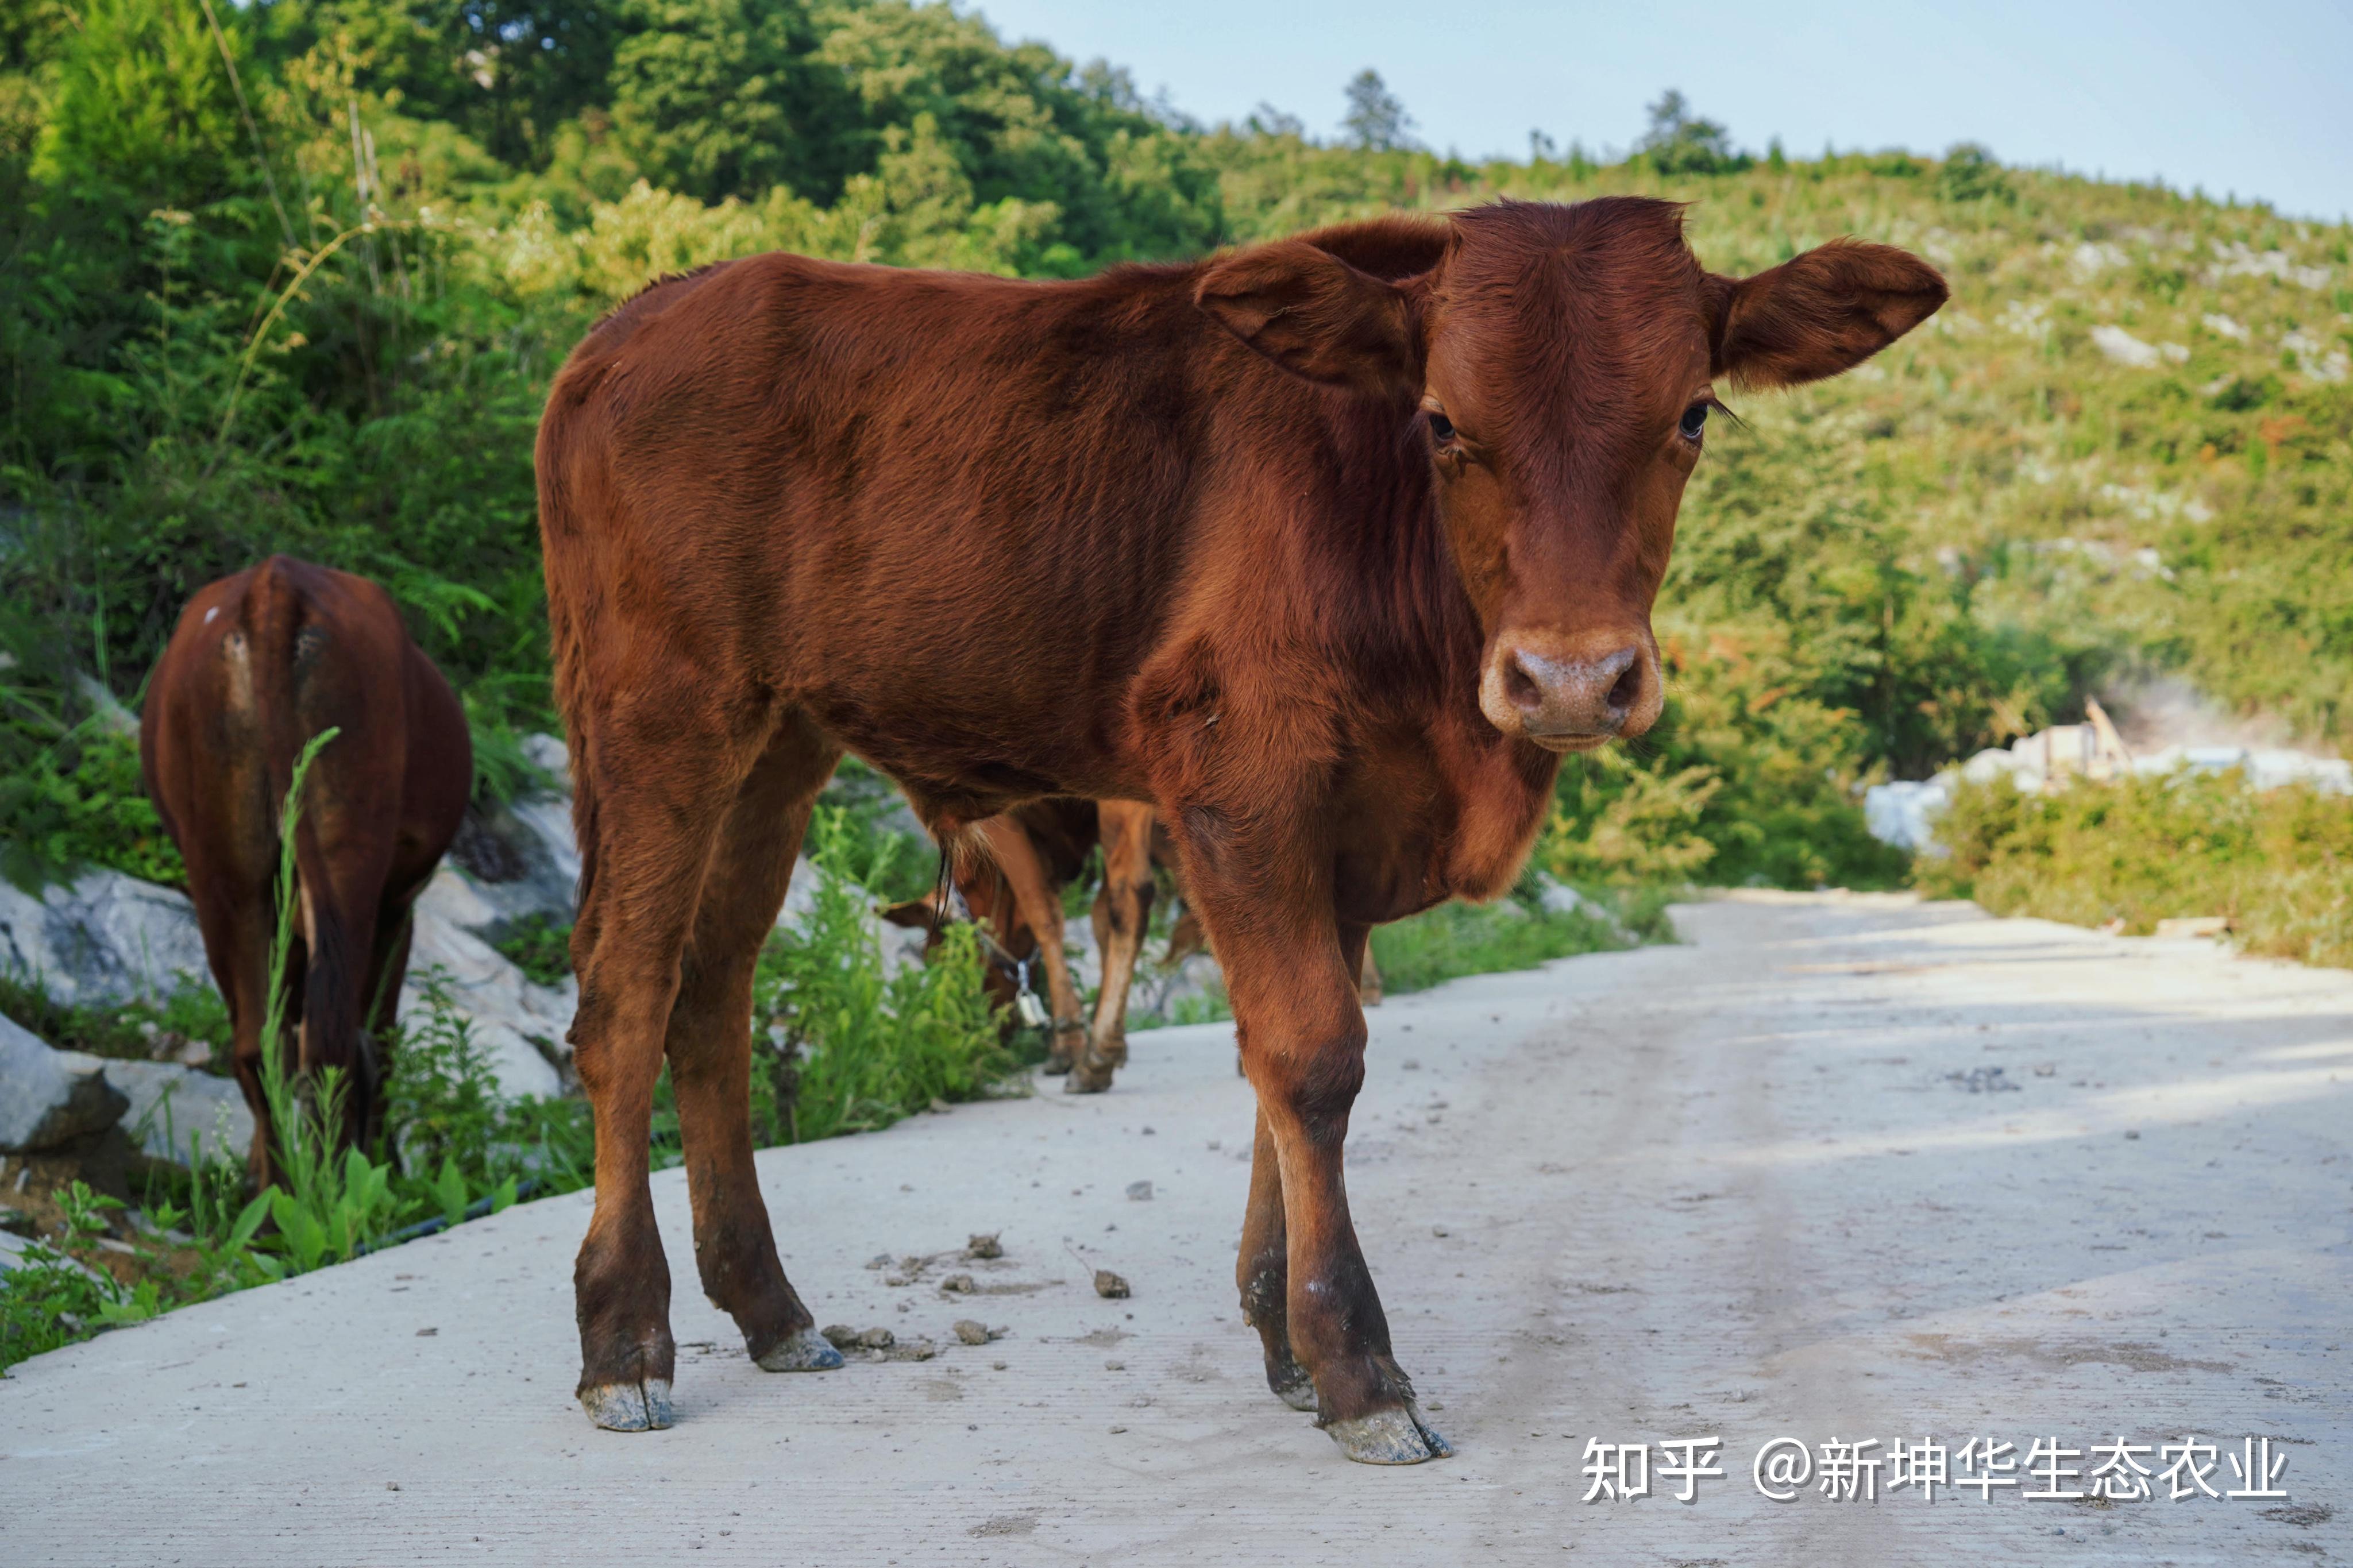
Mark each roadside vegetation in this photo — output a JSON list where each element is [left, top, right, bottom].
[[1919, 771, 2353, 970], [0, 775, 1012, 1372], [1370, 885, 1675, 997]]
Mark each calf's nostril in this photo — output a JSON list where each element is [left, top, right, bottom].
[[1605, 658, 1643, 715], [1503, 655, 1544, 715]]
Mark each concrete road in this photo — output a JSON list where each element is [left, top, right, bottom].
[[5, 893, 2348, 1565]]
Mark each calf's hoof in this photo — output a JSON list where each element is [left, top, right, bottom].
[[754, 1326, 844, 1373], [1063, 1053, 1116, 1094], [1268, 1353, 1318, 1413], [1324, 1403, 1453, 1465], [580, 1378, 674, 1432]]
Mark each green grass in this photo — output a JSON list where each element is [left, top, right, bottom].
[[0, 970, 232, 1076], [1918, 771, 2353, 970], [1124, 880, 1677, 1032], [1371, 886, 1675, 996], [488, 913, 574, 988]]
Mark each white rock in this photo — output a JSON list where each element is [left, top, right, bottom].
[[1863, 778, 1954, 852], [1959, 748, 2022, 786], [400, 867, 569, 1101], [0, 868, 209, 1007], [2089, 325, 2163, 369], [1533, 876, 1595, 918], [519, 732, 571, 787], [101, 1059, 253, 1167], [0, 1013, 129, 1152]]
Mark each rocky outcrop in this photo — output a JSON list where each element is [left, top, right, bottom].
[[0, 868, 211, 1007], [0, 733, 938, 1117], [101, 1057, 253, 1167], [0, 1013, 129, 1153], [400, 866, 573, 1100], [1864, 711, 2353, 855]]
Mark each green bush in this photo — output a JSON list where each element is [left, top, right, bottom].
[[488, 913, 574, 987], [1919, 771, 2353, 969], [0, 724, 183, 891], [753, 806, 1012, 1142]]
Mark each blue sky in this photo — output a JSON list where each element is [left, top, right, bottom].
[[967, 0, 2353, 221]]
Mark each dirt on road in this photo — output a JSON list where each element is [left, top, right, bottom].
[[4, 892, 2347, 1565]]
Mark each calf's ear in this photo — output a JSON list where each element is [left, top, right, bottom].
[[1195, 240, 1421, 400], [1710, 241, 1947, 388], [877, 897, 941, 931]]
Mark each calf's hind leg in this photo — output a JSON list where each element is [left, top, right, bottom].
[[1070, 800, 1157, 1091], [1239, 1106, 1315, 1411], [569, 697, 762, 1432], [666, 715, 843, 1375], [1236, 921, 1371, 1416]]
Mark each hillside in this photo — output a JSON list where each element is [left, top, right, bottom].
[[3, 0, 2348, 890]]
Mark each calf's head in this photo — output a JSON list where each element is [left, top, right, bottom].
[[1196, 197, 1946, 751]]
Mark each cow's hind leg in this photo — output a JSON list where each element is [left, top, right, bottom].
[[569, 694, 763, 1432], [974, 815, 1086, 1072], [667, 713, 842, 1374], [1070, 800, 1156, 1091], [1239, 1105, 1316, 1411]]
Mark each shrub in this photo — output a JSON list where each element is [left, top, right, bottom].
[[0, 724, 183, 891], [488, 913, 574, 987], [1937, 142, 2013, 203], [1919, 771, 2353, 969]]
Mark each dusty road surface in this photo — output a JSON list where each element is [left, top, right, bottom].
[[5, 892, 2348, 1565]]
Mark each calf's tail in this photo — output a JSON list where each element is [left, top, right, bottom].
[[245, 558, 372, 1127]]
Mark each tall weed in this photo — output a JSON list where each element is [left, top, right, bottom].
[[754, 808, 1010, 1142]]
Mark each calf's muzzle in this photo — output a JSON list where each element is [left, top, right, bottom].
[[1481, 633, 1661, 750]]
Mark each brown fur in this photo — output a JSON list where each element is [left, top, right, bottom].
[[140, 557, 471, 1183], [536, 196, 1944, 1443]]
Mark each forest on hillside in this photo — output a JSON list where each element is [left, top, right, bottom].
[[4, 0, 2350, 893]]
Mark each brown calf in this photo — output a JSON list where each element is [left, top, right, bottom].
[[881, 798, 1161, 1089], [893, 799, 1380, 1091], [537, 196, 1943, 1459], [141, 557, 471, 1181]]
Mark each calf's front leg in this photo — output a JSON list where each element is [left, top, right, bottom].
[[1212, 895, 1450, 1464]]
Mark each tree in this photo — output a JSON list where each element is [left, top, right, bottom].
[[1637, 87, 1745, 176], [1340, 68, 1414, 153], [606, 0, 855, 204]]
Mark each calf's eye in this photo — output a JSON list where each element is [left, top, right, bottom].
[[1679, 402, 1708, 441], [1427, 411, 1456, 444]]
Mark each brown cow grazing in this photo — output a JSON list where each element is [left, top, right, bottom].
[[892, 798, 1380, 1090], [142, 557, 472, 1182], [538, 196, 1943, 1458], [881, 798, 1159, 1088]]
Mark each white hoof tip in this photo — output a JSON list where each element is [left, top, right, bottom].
[[1326, 1407, 1451, 1465], [755, 1327, 845, 1373], [580, 1379, 674, 1432]]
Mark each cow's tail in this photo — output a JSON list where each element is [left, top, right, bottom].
[[246, 556, 370, 1127], [535, 361, 599, 999]]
